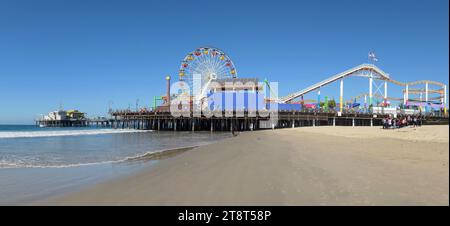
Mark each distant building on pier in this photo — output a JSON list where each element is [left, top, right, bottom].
[[37, 109, 87, 127]]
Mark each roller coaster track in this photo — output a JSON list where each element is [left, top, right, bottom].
[[280, 64, 388, 102], [388, 79, 445, 87], [402, 88, 444, 94], [346, 93, 442, 104], [280, 63, 446, 103]]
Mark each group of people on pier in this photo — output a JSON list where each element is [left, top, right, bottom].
[[382, 115, 422, 129]]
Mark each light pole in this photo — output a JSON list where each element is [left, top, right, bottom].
[[136, 99, 139, 112], [108, 101, 114, 115]]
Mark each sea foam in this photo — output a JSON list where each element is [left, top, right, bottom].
[[0, 146, 196, 169], [0, 129, 150, 139]]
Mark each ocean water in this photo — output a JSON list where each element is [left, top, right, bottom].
[[0, 125, 231, 205]]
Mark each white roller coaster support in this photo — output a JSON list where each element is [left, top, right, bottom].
[[317, 88, 321, 108], [444, 85, 447, 115], [369, 77, 373, 106], [425, 82, 429, 103], [405, 84, 409, 105], [403, 93, 406, 105], [339, 78, 344, 112], [384, 81, 388, 99]]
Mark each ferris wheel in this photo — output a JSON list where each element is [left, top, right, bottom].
[[178, 47, 237, 98]]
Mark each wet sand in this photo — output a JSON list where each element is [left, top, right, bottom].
[[39, 125, 449, 206]]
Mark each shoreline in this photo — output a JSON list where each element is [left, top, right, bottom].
[[0, 145, 200, 169], [0, 145, 212, 205], [0, 129, 231, 169], [0, 145, 205, 205], [123, 145, 199, 162], [38, 125, 449, 206]]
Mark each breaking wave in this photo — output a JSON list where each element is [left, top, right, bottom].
[[0, 146, 198, 169]]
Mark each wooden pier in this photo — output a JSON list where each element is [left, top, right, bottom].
[[36, 110, 447, 130], [104, 73, 448, 131], [36, 119, 113, 128], [109, 110, 448, 131]]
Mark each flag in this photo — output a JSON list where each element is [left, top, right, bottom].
[[368, 52, 378, 62]]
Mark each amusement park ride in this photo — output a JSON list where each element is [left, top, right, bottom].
[[279, 62, 447, 116], [154, 47, 447, 116], [111, 47, 447, 132], [153, 46, 262, 113], [178, 47, 238, 103]]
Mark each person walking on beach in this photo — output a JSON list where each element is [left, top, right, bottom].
[[231, 118, 240, 136]]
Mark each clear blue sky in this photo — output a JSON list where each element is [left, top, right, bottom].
[[0, 0, 448, 124]]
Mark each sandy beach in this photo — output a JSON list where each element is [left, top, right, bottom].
[[40, 125, 449, 206]]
